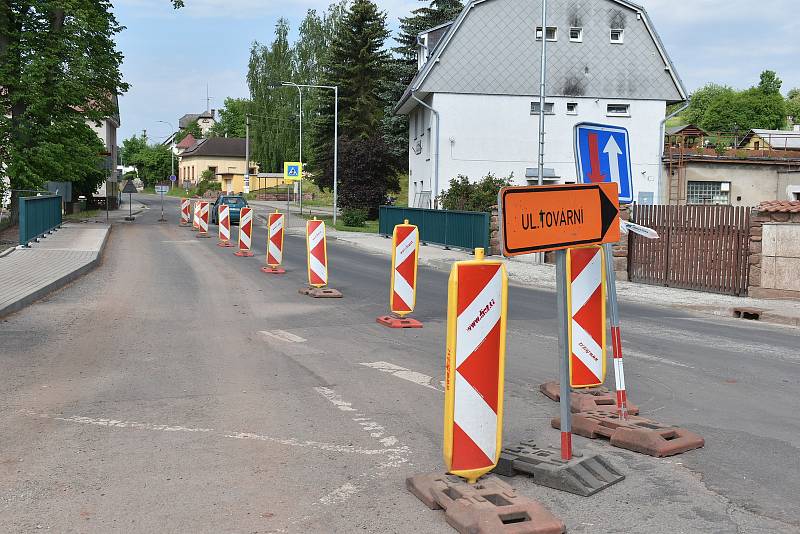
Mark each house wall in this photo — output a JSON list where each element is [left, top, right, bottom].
[[408, 93, 666, 206], [179, 155, 257, 192], [748, 208, 800, 301], [664, 161, 800, 206]]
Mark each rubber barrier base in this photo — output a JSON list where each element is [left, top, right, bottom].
[[261, 266, 286, 274], [217, 241, 234, 247], [407, 472, 565, 534], [299, 287, 342, 298], [494, 440, 624, 496], [180, 222, 190, 227], [540, 381, 639, 416], [376, 315, 423, 328], [196, 232, 211, 238], [551, 411, 704, 457], [190, 226, 198, 231], [234, 250, 254, 257]]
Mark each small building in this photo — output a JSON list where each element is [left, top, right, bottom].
[[394, 0, 687, 207], [86, 94, 121, 208], [178, 137, 258, 193], [665, 124, 707, 148], [179, 110, 216, 137], [739, 129, 800, 152]]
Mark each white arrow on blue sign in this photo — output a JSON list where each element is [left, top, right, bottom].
[[574, 123, 634, 204]]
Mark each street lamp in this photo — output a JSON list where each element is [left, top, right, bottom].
[[156, 120, 176, 189], [276, 82, 339, 225]]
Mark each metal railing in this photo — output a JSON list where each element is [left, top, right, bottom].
[[378, 206, 490, 254], [19, 194, 62, 245]]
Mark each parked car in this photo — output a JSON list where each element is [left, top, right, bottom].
[[210, 195, 248, 225]]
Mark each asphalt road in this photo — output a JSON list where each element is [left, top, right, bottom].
[[1, 194, 798, 533]]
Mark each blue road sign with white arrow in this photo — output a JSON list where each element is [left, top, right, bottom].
[[574, 123, 634, 204]]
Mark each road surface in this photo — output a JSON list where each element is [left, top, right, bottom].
[[1, 194, 798, 533]]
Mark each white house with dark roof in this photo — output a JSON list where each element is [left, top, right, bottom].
[[394, 0, 687, 207]]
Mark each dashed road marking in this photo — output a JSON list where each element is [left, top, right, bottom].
[[359, 361, 443, 391], [318, 483, 360, 506], [260, 330, 307, 343], [314, 386, 356, 411]]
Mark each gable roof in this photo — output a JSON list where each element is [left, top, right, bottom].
[[180, 137, 247, 158], [666, 124, 707, 136], [179, 113, 201, 129], [176, 133, 197, 149], [740, 129, 800, 150], [396, 0, 687, 114]]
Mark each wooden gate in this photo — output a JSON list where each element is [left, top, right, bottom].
[[629, 205, 751, 296]]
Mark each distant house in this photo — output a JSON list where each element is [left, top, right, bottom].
[[175, 133, 197, 155], [738, 129, 800, 151], [665, 124, 707, 148], [178, 137, 257, 193], [394, 0, 687, 207], [86, 94, 121, 206], [179, 110, 216, 137]]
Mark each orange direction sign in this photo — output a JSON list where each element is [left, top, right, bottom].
[[499, 183, 621, 255]]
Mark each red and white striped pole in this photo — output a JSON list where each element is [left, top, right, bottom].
[[217, 204, 233, 247], [234, 207, 254, 257], [196, 201, 211, 238], [262, 210, 285, 274], [603, 243, 628, 418], [306, 217, 328, 287], [191, 201, 200, 231]]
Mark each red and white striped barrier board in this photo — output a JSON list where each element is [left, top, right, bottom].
[[217, 204, 233, 247], [262, 211, 285, 274], [390, 222, 419, 316], [192, 201, 200, 231], [234, 206, 254, 257], [444, 248, 508, 483], [567, 246, 606, 388], [196, 201, 210, 237], [180, 198, 190, 225], [306, 218, 328, 287]]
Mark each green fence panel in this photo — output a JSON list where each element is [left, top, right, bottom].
[[379, 206, 490, 254], [19, 195, 62, 245]]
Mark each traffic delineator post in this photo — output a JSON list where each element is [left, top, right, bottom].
[[196, 201, 211, 238], [180, 198, 191, 226], [567, 246, 606, 388], [443, 248, 507, 484], [261, 210, 285, 274], [377, 220, 422, 328], [603, 243, 629, 419], [191, 201, 200, 231], [217, 204, 233, 247], [300, 217, 341, 297], [234, 206, 254, 257]]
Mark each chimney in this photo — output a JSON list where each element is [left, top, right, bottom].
[[211, 109, 216, 119]]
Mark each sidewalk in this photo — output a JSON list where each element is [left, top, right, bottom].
[[0, 222, 111, 318]]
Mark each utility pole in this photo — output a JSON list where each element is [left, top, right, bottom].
[[537, 0, 548, 186], [244, 115, 250, 195]]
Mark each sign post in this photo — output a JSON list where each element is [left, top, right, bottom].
[[155, 184, 169, 222], [284, 162, 301, 224], [574, 123, 634, 418], [122, 179, 137, 221], [499, 182, 620, 460]]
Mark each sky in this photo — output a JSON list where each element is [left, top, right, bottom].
[[114, 0, 800, 143]]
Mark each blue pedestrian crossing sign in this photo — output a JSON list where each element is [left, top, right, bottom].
[[283, 161, 302, 182], [574, 123, 634, 204]]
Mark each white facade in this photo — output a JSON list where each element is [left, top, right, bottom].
[[408, 93, 667, 206]]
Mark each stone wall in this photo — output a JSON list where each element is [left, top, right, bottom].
[[748, 202, 800, 299]]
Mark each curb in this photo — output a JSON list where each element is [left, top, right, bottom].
[[0, 226, 112, 319]]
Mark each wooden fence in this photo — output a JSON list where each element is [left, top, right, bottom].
[[629, 204, 751, 296]]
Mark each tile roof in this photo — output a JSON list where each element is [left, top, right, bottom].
[[176, 133, 197, 149], [757, 201, 800, 213], [180, 137, 247, 158]]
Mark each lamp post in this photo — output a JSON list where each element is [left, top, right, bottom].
[[156, 120, 176, 189], [277, 82, 339, 224]]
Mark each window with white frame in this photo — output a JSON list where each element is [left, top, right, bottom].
[[610, 28, 624, 43], [606, 103, 630, 116], [569, 27, 583, 42], [687, 181, 730, 205], [535, 26, 557, 41], [531, 101, 555, 114], [566, 102, 578, 114]]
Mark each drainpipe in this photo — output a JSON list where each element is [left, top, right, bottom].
[[658, 102, 689, 204], [411, 91, 440, 209]]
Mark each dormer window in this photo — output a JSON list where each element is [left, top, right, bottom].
[[610, 29, 624, 44], [417, 34, 430, 70], [569, 27, 583, 42]]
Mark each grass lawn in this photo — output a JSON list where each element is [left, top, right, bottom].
[[299, 213, 379, 233], [64, 209, 100, 221]]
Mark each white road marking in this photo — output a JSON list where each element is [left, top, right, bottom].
[[22, 411, 399, 457], [318, 483, 360, 506], [314, 386, 356, 411], [160, 240, 198, 244], [625, 349, 693, 368], [359, 361, 442, 391], [260, 330, 307, 343]]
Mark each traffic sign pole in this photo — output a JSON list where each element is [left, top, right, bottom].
[[556, 249, 572, 460], [603, 243, 628, 419]]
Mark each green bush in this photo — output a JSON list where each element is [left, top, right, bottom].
[[341, 208, 368, 227], [197, 179, 221, 196], [439, 173, 513, 213]]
